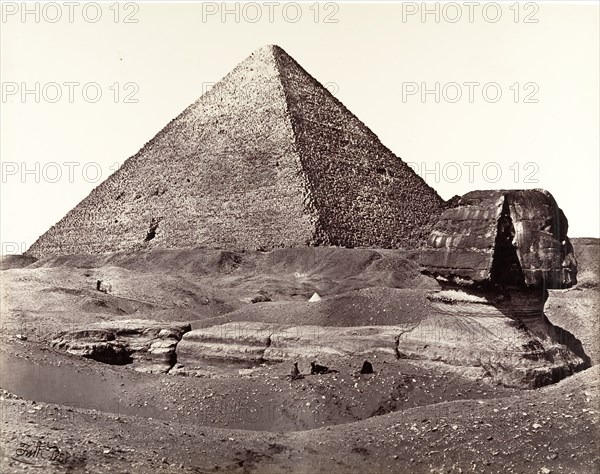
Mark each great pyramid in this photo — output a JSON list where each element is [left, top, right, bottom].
[[27, 45, 443, 258]]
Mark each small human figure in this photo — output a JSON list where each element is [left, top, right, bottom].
[[360, 360, 374, 374], [290, 362, 304, 380]]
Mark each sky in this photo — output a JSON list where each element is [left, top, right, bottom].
[[1, 1, 599, 254]]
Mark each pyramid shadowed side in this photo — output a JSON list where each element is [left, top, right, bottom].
[[272, 46, 444, 248], [27, 46, 319, 257]]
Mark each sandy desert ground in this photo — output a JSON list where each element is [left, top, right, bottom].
[[0, 239, 598, 473]]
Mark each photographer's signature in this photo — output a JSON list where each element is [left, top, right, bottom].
[[12, 439, 71, 465]]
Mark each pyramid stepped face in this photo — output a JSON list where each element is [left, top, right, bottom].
[[272, 47, 443, 248], [27, 45, 443, 258]]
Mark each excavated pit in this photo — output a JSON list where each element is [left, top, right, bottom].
[[2, 243, 596, 435]]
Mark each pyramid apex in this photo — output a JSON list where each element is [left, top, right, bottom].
[[253, 44, 288, 55]]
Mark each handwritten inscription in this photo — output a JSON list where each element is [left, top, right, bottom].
[[13, 439, 71, 464]]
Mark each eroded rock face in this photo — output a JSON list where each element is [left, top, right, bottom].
[[51, 319, 191, 373], [507, 190, 576, 287], [174, 291, 588, 389], [420, 189, 577, 289], [176, 322, 273, 366]]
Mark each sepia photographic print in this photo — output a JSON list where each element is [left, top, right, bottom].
[[1, 1, 599, 473]]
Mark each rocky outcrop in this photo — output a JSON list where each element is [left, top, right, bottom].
[[176, 322, 401, 367], [174, 289, 588, 388], [96, 280, 112, 293], [26, 45, 442, 259], [51, 319, 191, 373], [175, 322, 274, 366], [420, 189, 577, 289]]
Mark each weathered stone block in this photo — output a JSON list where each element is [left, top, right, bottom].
[[420, 189, 577, 289]]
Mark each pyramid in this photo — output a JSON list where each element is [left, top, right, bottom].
[[27, 45, 443, 258]]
